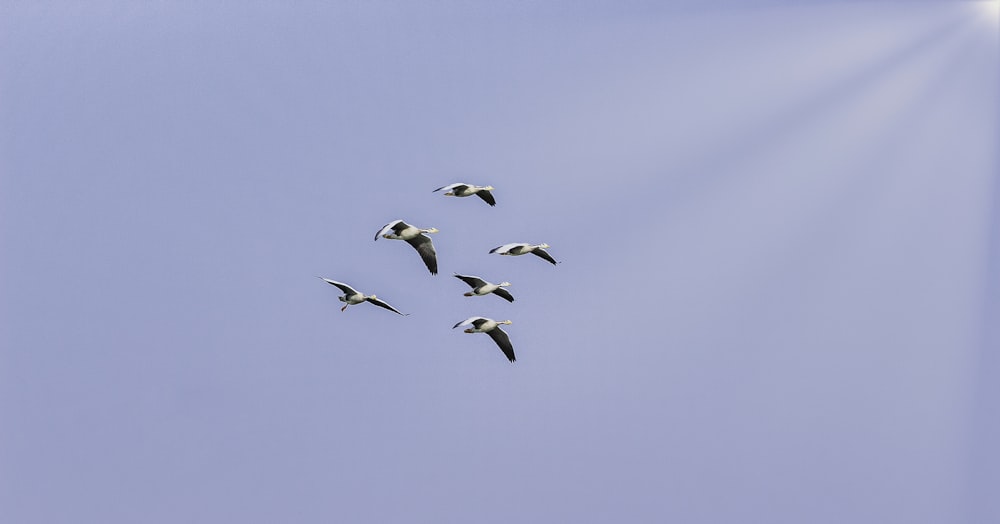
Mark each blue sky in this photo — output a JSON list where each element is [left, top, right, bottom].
[[2, 1, 998, 523]]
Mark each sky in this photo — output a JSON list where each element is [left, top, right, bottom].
[[1, 1, 998, 523]]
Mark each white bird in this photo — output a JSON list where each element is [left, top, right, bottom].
[[453, 274, 514, 302], [374, 219, 439, 275], [433, 182, 496, 206], [452, 316, 515, 362], [489, 243, 558, 265], [318, 277, 407, 315]]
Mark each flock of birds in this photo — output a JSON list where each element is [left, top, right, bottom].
[[319, 182, 559, 363]]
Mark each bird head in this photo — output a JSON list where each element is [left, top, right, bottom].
[[484, 185, 495, 191], [537, 243, 550, 249], [424, 227, 439, 234], [499, 282, 512, 287], [500, 320, 513, 325]]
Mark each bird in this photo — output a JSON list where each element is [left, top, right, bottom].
[[433, 182, 496, 206], [318, 277, 407, 315], [374, 219, 439, 275], [453, 274, 514, 302], [452, 317, 515, 362], [489, 243, 558, 265]]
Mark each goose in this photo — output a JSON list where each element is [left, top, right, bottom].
[[374, 219, 439, 275], [454, 274, 514, 302], [318, 277, 406, 315], [452, 317, 515, 362], [433, 182, 496, 206], [489, 243, 558, 265]]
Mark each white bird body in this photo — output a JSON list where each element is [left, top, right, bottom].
[[318, 277, 406, 315], [454, 274, 514, 302], [452, 316, 515, 362], [375, 219, 439, 274], [467, 282, 507, 296], [489, 242, 558, 265], [433, 182, 496, 206]]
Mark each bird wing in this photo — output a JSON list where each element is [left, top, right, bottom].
[[433, 183, 466, 193], [531, 248, 558, 265], [454, 274, 487, 288], [487, 327, 516, 362], [492, 288, 515, 303], [366, 296, 406, 315], [374, 219, 403, 240], [318, 277, 358, 295], [490, 243, 522, 254], [453, 316, 485, 329], [475, 190, 496, 206], [406, 234, 438, 275]]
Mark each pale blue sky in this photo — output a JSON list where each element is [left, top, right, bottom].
[[2, 1, 998, 523]]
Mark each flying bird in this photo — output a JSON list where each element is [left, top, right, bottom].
[[433, 182, 496, 206], [318, 277, 407, 315], [489, 243, 558, 265], [453, 274, 514, 302], [374, 219, 439, 275], [452, 316, 515, 362]]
